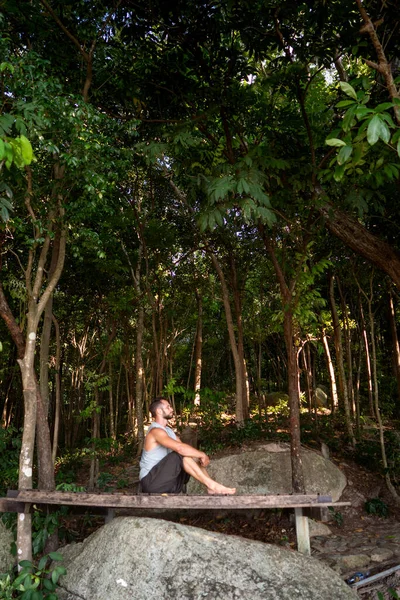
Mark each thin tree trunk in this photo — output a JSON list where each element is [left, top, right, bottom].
[[321, 328, 338, 412], [284, 310, 305, 493], [355, 343, 362, 436], [388, 289, 400, 406], [359, 294, 375, 418], [51, 314, 61, 464], [261, 233, 305, 493], [366, 280, 400, 504], [194, 290, 203, 407], [209, 253, 246, 423], [109, 361, 115, 440], [329, 275, 355, 446], [135, 304, 145, 454], [338, 280, 355, 417]]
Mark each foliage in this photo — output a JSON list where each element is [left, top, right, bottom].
[[0, 427, 21, 496], [325, 79, 400, 184], [378, 589, 400, 600], [365, 498, 389, 518], [0, 553, 65, 600], [328, 507, 344, 527]]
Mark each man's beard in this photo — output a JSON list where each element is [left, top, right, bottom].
[[163, 411, 174, 420]]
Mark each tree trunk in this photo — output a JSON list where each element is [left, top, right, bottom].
[[209, 253, 246, 423], [108, 361, 115, 440], [51, 314, 61, 464], [388, 289, 400, 407], [321, 328, 338, 412], [135, 303, 145, 455], [17, 355, 37, 563], [193, 289, 203, 407], [367, 285, 400, 504], [284, 310, 305, 493], [320, 202, 400, 290], [359, 294, 375, 418], [338, 280, 355, 417], [329, 275, 355, 446], [260, 233, 305, 493]]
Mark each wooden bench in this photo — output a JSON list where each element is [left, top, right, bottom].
[[2, 490, 350, 556]]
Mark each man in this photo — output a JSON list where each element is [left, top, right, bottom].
[[139, 397, 236, 495]]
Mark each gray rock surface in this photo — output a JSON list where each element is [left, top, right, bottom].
[[0, 519, 14, 573], [308, 518, 332, 537], [188, 443, 347, 501], [56, 517, 357, 600]]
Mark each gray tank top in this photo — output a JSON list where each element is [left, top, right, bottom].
[[139, 423, 177, 480]]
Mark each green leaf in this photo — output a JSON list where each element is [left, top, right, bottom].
[[333, 164, 346, 181], [339, 81, 358, 101], [397, 139, 400, 159], [325, 138, 346, 147], [367, 115, 390, 145], [38, 556, 48, 571], [342, 106, 357, 132], [20, 135, 33, 165], [336, 100, 356, 108], [43, 579, 55, 591], [19, 560, 34, 568], [0, 138, 5, 160], [337, 145, 353, 165], [375, 102, 394, 112]]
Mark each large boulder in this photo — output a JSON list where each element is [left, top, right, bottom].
[[0, 519, 14, 573], [56, 517, 357, 600], [188, 443, 347, 501]]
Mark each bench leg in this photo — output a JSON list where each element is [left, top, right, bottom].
[[105, 509, 115, 524], [294, 508, 310, 556]]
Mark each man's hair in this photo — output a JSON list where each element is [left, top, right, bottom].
[[149, 397, 169, 418]]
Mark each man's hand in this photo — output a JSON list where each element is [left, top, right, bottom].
[[199, 453, 210, 468]]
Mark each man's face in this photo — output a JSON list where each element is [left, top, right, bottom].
[[160, 400, 174, 420]]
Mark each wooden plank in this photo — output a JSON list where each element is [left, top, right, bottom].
[[5, 490, 349, 510], [295, 508, 311, 556], [0, 498, 25, 513]]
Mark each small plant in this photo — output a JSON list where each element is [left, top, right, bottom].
[[96, 472, 114, 491], [365, 497, 389, 518], [116, 478, 129, 489], [328, 507, 344, 527], [0, 552, 66, 599], [378, 589, 400, 600]]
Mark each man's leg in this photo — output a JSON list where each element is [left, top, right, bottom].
[[140, 452, 187, 493], [182, 457, 236, 495]]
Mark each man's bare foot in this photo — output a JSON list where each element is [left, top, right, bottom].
[[207, 482, 236, 495]]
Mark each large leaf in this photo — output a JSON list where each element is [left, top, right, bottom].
[[367, 115, 390, 145], [325, 138, 346, 147], [339, 81, 358, 101], [337, 145, 353, 165], [20, 135, 33, 164]]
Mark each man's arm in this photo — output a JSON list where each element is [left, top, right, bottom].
[[150, 428, 210, 467]]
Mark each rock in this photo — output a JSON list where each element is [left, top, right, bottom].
[[56, 517, 358, 600], [313, 387, 329, 408], [265, 392, 289, 407], [0, 519, 14, 572], [188, 444, 347, 501], [334, 554, 371, 571], [308, 519, 332, 537], [342, 489, 366, 508], [370, 547, 394, 562]]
